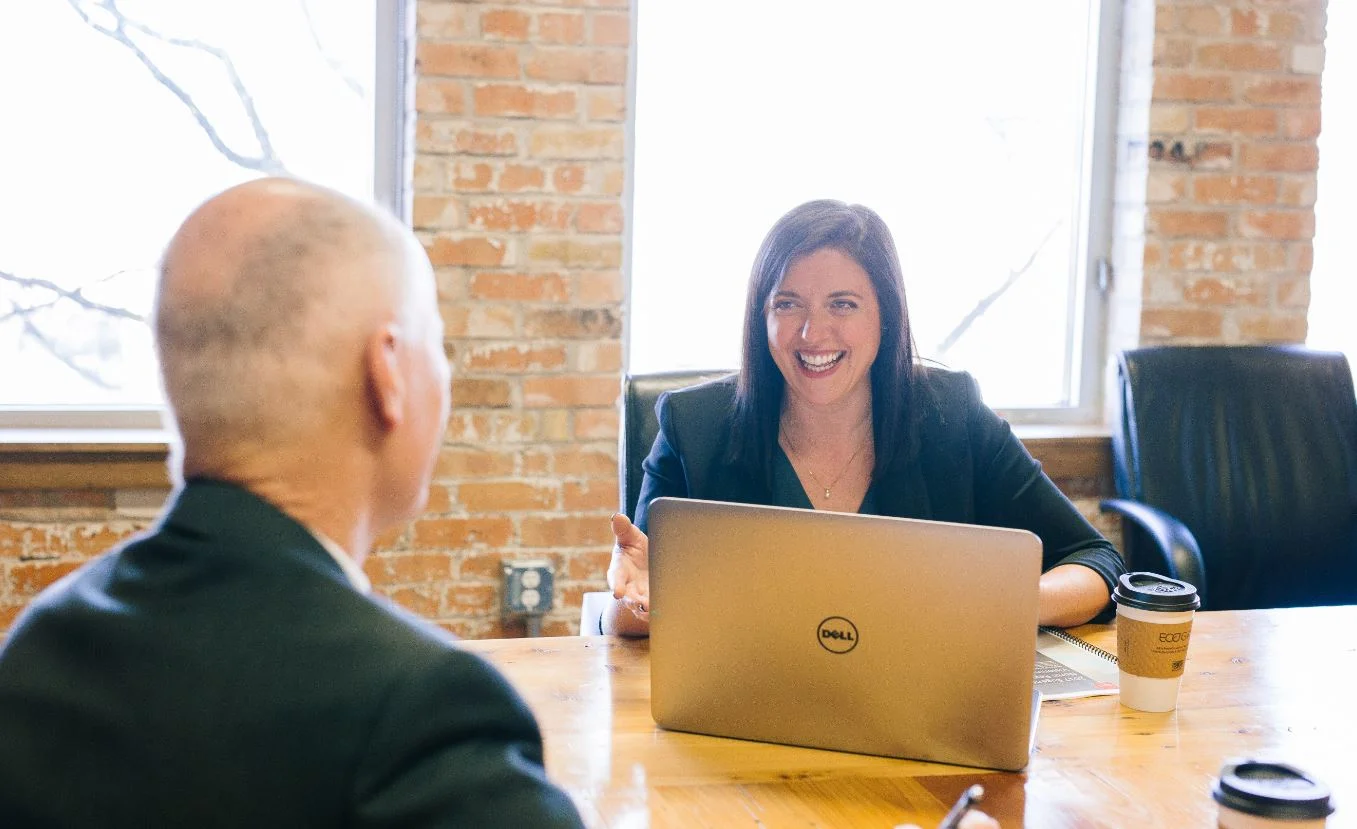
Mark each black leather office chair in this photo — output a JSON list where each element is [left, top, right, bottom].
[[619, 369, 733, 521], [1100, 345, 1357, 610]]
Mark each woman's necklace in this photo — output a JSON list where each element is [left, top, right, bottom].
[[780, 428, 869, 500]]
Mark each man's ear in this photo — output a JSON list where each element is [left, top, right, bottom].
[[365, 324, 405, 431]]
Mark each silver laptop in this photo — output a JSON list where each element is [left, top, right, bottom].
[[648, 497, 1043, 771]]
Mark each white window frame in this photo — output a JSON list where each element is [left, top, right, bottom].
[[621, 0, 1122, 427], [0, 0, 412, 435]]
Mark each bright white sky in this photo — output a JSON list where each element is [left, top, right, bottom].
[[0, 0, 373, 407], [1307, 1, 1354, 355]]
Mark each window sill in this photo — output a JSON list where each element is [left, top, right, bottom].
[[0, 429, 172, 491]]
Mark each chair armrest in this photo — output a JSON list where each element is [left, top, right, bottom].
[[1099, 498, 1209, 604], [578, 591, 612, 636]]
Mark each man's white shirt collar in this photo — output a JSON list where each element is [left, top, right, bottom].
[[310, 530, 372, 595]]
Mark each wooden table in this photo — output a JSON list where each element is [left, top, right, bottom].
[[462, 607, 1354, 828]]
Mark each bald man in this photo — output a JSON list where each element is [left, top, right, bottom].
[[0, 179, 584, 828]]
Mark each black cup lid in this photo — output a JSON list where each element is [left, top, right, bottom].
[[1111, 572, 1201, 612], [1212, 760, 1335, 819]]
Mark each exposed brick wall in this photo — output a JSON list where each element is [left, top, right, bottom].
[[0, 0, 1328, 638], [1140, 0, 1325, 343]]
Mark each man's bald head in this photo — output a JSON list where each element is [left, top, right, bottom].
[[156, 178, 437, 469]]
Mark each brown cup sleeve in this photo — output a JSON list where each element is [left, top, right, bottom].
[[1117, 615, 1194, 679]]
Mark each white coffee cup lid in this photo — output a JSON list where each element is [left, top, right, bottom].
[[1213, 759, 1335, 819]]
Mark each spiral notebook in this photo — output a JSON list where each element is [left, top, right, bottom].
[[1035, 627, 1119, 700]]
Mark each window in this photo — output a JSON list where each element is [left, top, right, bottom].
[[1307, 2, 1353, 357], [0, 0, 409, 427], [627, 0, 1118, 420]]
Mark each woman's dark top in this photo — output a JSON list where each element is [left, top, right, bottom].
[[634, 370, 1126, 596]]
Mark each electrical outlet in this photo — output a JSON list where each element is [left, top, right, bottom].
[[503, 559, 554, 615]]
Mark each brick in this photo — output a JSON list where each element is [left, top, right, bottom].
[[523, 376, 620, 408], [459, 552, 504, 580], [445, 584, 498, 615], [415, 79, 467, 114], [1182, 277, 1265, 306], [367, 554, 453, 586], [538, 12, 586, 44], [551, 447, 618, 476], [586, 88, 626, 121], [1194, 108, 1278, 136], [426, 234, 507, 267], [524, 48, 625, 84], [1233, 9, 1304, 40], [563, 480, 619, 511], [1146, 170, 1187, 203], [1276, 276, 1309, 308], [1141, 308, 1224, 339], [467, 199, 572, 232], [412, 517, 514, 549], [444, 412, 538, 444], [575, 202, 624, 233], [540, 410, 572, 441], [563, 549, 611, 581], [422, 123, 518, 156], [417, 43, 521, 79], [576, 270, 623, 303], [482, 9, 530, 41], [522, 307, 622, 338], [521, 450, 552, 475], [591, 12, 630, 45], [1242, 78, 1320, 106], [417, 4, 472, 38], [1235, 312, 1307, 343], [489, 164, 541, 193], [1167, 242, 1288, 272], [69, 526, 136, 554], [1281, 110, 1321, 140], [1240, 143, 1318, 172], [575, 409, 620, 440], [1239, 211, 1314, 241], [441, 304, 518, 339], [450, 161, 494, 191], [1296, 242, 1313, 273], [464, 342, 569, 372], [1143, 243, 1163, 271], [551, 165, 587, 193], [519, 516, 613, 548], [1150, 105, 1190, 133], [412, 196, 461, 230], [1291, 44, 1324, 75], [1146, 209, 1229, 238], [575, 340, 623, 372], [1277, 177, 1316, 207], [9, 561, 82, 595], [435, 447, 517, 478], [387, 587, 440, 618], [527, 238, 623, 267], [529, 127, 624, 159], [423, 484, 453, 515], [1192, 176, 1277, 205], [1178, 5, 1224, 35], [459, 481, 558, 512], [1154, 73, 1232, 102], [473, 84, 577, 119], [600, 165, 626, 196], [1196, 43, 1284, 72], [452, 378, 513, 408], [468, 272, 569, 302], [1192, 142, 1234, 170], [1154, 38, 1192, 68]]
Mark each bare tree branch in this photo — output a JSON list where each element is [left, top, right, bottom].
[[301, 0, 365, 98], [66, 0, 287, 175], [17, 314, 117, 390], [0, 269, 145, 322], [933, 222, 1064, 357]]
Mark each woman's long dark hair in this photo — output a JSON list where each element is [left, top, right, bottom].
[[727, 199, 923, 490]]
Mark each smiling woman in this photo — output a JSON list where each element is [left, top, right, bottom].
[[604, 200, 1127, 637]]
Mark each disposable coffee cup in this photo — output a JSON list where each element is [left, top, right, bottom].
[[1213, 759, 1335, 827], [1112, 572, 1200, 712]]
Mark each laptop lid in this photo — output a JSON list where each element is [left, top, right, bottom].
[[648, 497, 1042, 771]]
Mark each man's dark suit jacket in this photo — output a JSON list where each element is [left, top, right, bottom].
[[0, 480, 583, 828], [634, 371, 1125, 592]]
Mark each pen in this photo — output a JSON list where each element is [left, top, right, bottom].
[[938, 784, 985, 829]]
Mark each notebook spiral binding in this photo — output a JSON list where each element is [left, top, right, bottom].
[[1039, 626, 1119, 665]]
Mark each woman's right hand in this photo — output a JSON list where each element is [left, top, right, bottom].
[[607, 513, 650, 621]]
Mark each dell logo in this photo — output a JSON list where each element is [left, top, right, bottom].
[[817, 616, 859, 654]]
